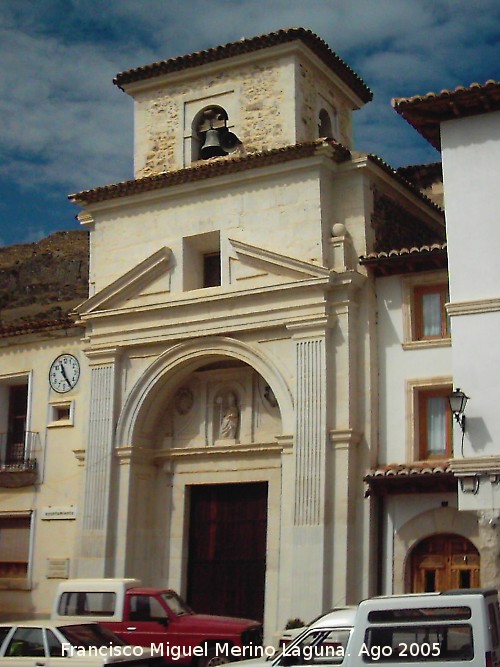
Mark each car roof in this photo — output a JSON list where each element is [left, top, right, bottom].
[[310, 606, 357, 629], [0, 620, 100, 628]]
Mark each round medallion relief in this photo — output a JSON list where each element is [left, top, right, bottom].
[[174, 387, 194, 415]]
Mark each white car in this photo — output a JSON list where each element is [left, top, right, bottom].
[[0, 619, 161, 666], [278, 607, 357, 649], [238, 607, 357, 667]]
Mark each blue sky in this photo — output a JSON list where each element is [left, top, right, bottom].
[[1, 0, 499, 247]]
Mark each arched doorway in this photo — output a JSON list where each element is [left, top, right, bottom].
[[410, 534, 480, 592], [114, 338, 292, 624]]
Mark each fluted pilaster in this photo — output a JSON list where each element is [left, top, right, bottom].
[[77, 349, 119, 576]]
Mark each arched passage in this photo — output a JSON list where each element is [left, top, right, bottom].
[[393, 506, 479, 594], [113, 337, 294, 622]]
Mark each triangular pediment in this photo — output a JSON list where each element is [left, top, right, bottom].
[[75, 246, 172, 315], [228, 238, 329, 285]]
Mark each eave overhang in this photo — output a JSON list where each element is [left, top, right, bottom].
[[114, 28, 372, 104], [364, 460, 456, 496], [392, 80, 500, 151], [0, 317, 82, 340], [359, 242, 447, 277]]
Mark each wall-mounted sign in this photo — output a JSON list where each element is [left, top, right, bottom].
[[47, 558, 70, 579], [41, 506, 77, 521]]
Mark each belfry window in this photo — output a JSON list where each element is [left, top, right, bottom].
[[192, 105, 241, 161], [318, 108, 333, 137]]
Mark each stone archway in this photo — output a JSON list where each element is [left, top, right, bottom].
[[393, 506, 479, 594], [115, 336, 294, 448], [112, 335, 293, 620]]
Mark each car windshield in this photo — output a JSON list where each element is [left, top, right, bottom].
[[161, 592, 192, 616], [58, 624, 127, 648]]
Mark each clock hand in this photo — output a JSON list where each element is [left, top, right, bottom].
[[60, 364, 73, 387]]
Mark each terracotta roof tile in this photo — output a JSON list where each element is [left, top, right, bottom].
[[365, 461, 452, 478], [361, 241, 447, 262], [114, 27, 372, 104], [364, 460, 456, 496], [366, 154, 444, 214], [69, 139, 351, 205], [393, 80, 500, 150], [0, 317, 81, 339], [359, 242, 447, 276], [396, 162, 442, 190]]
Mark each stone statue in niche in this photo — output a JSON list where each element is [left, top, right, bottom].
[[217, 391, 239, 440]]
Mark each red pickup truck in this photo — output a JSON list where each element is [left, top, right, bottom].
[[51, 579, 263, 667]]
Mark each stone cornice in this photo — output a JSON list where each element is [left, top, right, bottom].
[[449, 456, 500, 475], [447, 297, 500, 317], [84, 347, 122, 365], [286, 316, 333, 339], [153, 441, 287, 462], [329, 429, 362, 448], [229, 238, 330, 279], [75, 247, 172, 316], [115, 446, 157, 466]]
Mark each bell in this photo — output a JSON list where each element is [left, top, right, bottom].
[[200, 128, 226, 159]]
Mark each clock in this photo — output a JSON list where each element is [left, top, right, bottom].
[[49, 354, 80, 393]]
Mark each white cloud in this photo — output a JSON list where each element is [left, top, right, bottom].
[[0, 0, 498, 244]]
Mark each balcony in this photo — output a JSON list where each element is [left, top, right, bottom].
[[0, 432, 38, 487]]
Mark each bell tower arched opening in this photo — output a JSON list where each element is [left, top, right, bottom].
[[191, 105, 241, 162]]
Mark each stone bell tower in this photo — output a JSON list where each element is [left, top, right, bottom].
[[113, 28, 371, 178]]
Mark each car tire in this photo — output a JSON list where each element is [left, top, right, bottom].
[[198, 647, 230, 667]]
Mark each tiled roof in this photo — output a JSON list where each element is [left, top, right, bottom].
[[396, 162, 442, 190], [366, 461, 452, 477], [69, 141, 448, 214], [366, 154, 443, 214], [114, 27, 373, 104], [0, 317, 80, 339], [69, 139, 351, 205], [393, 80, 500, 150], [364, 461, 456, 496], [359, 243, 447, 276]]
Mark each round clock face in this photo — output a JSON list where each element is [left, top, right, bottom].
[[49, 354, 80, 393]]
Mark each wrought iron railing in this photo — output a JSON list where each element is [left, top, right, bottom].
[[0, 431, 38, 471]]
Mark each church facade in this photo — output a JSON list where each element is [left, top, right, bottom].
[[3, 29, 491, 642]]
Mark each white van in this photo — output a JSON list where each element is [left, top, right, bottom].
[[242, 589, 500, 667]]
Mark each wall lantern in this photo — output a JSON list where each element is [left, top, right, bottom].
[[448, 388, 469, 433], [459, 475, 479, 495]]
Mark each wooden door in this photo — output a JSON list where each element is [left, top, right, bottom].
[[411, 533, 480, 592], [187, 482, 268, 621]]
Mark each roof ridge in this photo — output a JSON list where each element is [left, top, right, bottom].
[[114, 27, 372, 103]]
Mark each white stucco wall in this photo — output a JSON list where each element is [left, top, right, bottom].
[[441, 111, 500, 467], [441, 111, 500, 302], [0, 334, 87, 617], [376, 274, 452, 464]]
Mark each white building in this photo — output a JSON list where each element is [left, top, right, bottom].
[[393, 80, 500, 587]]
